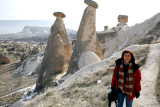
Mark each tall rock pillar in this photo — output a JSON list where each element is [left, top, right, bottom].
[[66, 0, 104, 74], [35, 12, 72, 91]]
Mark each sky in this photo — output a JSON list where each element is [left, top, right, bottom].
[[0, 0, 160, 31]]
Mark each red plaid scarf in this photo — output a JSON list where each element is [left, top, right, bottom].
[[118, 62, 134, 96]]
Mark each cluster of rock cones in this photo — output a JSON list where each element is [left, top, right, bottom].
[[35, 0, 104, 91]]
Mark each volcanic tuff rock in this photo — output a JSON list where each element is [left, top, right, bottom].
[[0, 53, 10, 64], [117, 15, 128, 27], [35, 12, 72, 91], [84, 0, 98, 8], [78, 51, 100, 69], [30, 47, 40, 55], [104, 26, 108, 31], [118, 15, 128, 23], [66, 0, 104, 74], [53, 12, 66, 18], [99, 12, 160, 58]]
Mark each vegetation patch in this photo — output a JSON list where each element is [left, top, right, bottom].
[[97, 31, 117, 44], [62, 89, 86, 99], [133, 46, 150, 67], [71, 80, 97, 88], [0, 92, 24, 106], [0, 61, 36, 106], [136, 36, 154, 44], [156, 62, 160, 104]]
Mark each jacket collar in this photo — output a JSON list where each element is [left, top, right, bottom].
[[115, 58, 140, 72]]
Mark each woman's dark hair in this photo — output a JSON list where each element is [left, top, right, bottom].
[[121, 50, 135, 64]]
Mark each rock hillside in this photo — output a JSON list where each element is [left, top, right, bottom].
[[97, 12, 160, 58]]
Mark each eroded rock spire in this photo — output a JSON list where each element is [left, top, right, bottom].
[[66, 0, 104, 75], [35, 12, 72, 91]]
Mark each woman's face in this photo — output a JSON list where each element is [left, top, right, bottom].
[[123, 53, 131, 64]]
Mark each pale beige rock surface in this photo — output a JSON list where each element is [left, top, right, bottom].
[[53, 12, 66, 18], [118, 15, 128, 23], [35, 12, 72, 91], [0, 53, 10, 64], [78, 51, 100, 69], [101, 12, 160, 58], [84, 0, 98, 8], [66, 2, 103, 74]]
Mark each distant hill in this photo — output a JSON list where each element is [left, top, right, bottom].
[[0, 20, 77, 41], [0, 20, 54, 34], [0, 26, 77, 42], [20, 26, 50, 35]]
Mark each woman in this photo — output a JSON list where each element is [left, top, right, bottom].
[[111, 50, 141, 107]]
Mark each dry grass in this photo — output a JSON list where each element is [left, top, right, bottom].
[[136, 36, 154, 44], [156, 61, 160, 104], [0, 41, 44, 106], [24, 67, 112, 107], [0, 57, 36, 106], [97, 31, 117, 44], [0, 92, 24, 106], [24, 45, 150, 107], [133, 46, 149, 66]]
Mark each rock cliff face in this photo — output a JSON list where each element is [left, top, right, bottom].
[[35, 12, 72, 91], [66, 0, 104, 75]]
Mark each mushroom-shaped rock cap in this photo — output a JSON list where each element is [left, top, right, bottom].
[[84, 0, 98, 8], [53, 12, 66, 18]]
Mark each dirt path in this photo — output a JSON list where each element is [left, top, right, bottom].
[[133, 43, 160, 107]]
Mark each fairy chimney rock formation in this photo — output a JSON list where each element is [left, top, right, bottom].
[[66, 0, 104, 75], [35, 12, 72, 91]]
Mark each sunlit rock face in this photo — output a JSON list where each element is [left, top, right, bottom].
[[35, 12, 72, 91], [0, 53, 10, 64], [118, 15, 128, 23], [78, 51, 100, 69], [66, 0, 104, 75]]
